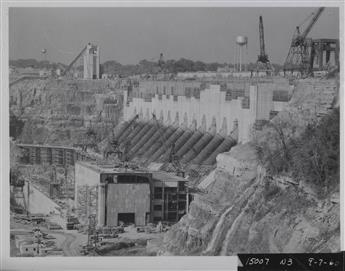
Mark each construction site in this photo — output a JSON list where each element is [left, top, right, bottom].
[[9, 7, 341, 257]]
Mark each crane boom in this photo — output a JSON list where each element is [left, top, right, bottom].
[[284, 7, 326, 76], [300, 7, 325, 40], [293, 7, 325, 46], [63, 46, 87, 75], [259, 16, 266, 59], [256, 15, 271, 72]]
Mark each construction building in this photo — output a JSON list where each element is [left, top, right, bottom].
[[62, 43, 100, 79], [83, 43, 100, 79], [75, 161, 189, 226]]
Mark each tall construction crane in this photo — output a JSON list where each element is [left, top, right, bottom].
[[256, 15, 273, 73], [158, 53, 165, 72], [284, 7, 325, 76], [257, 16, 269, 65]]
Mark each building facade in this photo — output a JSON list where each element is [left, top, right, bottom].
[[75, 161, 189, 226]]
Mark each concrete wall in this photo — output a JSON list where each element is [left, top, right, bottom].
[[74, 162, 100, 207], [135, 80, 202, 96], [23, 183, 61, 215], [106, 183, 150, 226], [124, 80, 291, 143], [124, 83, 288, 143]]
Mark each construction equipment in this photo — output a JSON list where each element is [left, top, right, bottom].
[[104, 136, 122, 160], [104, 114, 139, 161], [62, 45, 87, 76], [152, 113, 185, 177], [284, 7, 325, 76], [168, 142, 185, 177], [82, 127, 98, 152], [158, 53, 165, 72], [256, 16, 273, 73]]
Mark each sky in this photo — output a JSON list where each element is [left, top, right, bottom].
[[9, 7, 339, 65]]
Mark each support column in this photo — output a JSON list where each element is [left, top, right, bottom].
[[335, 41, 340, 68], [162, 183, 165, 221], [318, 42, 323, 68], [326, 47, 331, 64], [186, 187, 189, 214], [96, 45, 100, 79], [97, 183, 106, 227]]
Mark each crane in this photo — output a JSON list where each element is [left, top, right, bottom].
[[152, 113, 185, 177], [103, 114, 139, 163], [256, 15, 273, 74], [62, 45, 87, 76], [257, 16, 269, 65], [158, 53, 165, 72], [284, 7, 325, 76]]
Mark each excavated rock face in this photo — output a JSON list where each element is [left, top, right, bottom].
[[10, 78, 124, 146], [160, 78, 340, 255], [161, 144, 340, 255]]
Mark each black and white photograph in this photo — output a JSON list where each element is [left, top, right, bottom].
[[1, 1, 343, 267]]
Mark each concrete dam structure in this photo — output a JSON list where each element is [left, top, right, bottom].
[[124, 79, 292, 143], [110, 78, 293, 178]]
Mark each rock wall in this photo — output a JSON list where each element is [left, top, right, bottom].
[[160, 78, 340, 255], [10, 78, 124, 146], [161, 143, 339, 255]]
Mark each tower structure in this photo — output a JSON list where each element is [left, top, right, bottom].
[[284, 7, 325, 76], [83, 43, 100, 79], [235, 36, 248, 72]]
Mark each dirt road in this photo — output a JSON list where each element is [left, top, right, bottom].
[[50, 230, 87, 256], [11, 224, 87, 256]]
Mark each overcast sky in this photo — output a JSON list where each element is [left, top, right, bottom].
[[9, 7, 339, 65]]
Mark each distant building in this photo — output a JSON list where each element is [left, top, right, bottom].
[[75, 161, 189, 226]]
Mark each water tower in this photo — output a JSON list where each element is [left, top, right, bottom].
[[41, 48, 47, 62], [235, 36, 248, 72]]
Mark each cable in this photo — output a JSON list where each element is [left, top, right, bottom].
[[297, 11, 315, 28], [42, 28, 77, 56]]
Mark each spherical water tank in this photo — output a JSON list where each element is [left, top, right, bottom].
[[236, 36, 248, 46]]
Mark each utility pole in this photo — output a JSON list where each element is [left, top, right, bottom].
[[26, 180, 30, 217]]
